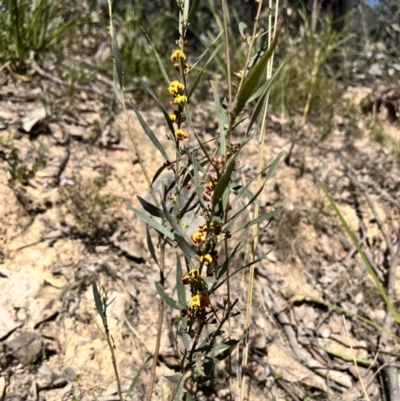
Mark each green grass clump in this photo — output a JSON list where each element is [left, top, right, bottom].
[[58, 166, 118, 241], [0, 0, 86, 67]]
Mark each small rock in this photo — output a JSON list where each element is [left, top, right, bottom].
[[6, 332, 43, 366], [64, 367, 78, 381]]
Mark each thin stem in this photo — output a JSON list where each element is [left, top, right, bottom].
[[240, 1, 279, 399], [146, 239, 166, 401]]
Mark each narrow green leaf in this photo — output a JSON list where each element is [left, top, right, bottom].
[[188, 43, 223, 100], [183, 393, 196, 401], [141, 29, 170, 85], [176, 253, 186, 308], [213, 248, 273, 292], [126, 204, 174, 240], [231, 184, 261, 206], [173, 375, 186, 401], [319, 182, 400, 324], [164, 373, 182, 382], [161, 201, 187, 238], [184, 148, 207, 210], [146, 226, 159, 266], [182, 332, 191, 351], [209, 332, 247, 365], [129, 100, 169, 161], [152, 164, 167, 184], [264, 151, 283, 182], [244, 207, 282, 228], [138, 196, 164, 218], [111, 22, 123, 87], [187, 0, 200, 23], [155, 282, 179, 310], [139, 79, 175, 134], [215, 242, 242, 280], [238, 22, 247, 37], [235, 28, 280, 117], [124, 356, 152, 400], [175, 234, 199, 261], [92, 281, 104, 318], [203, 356, 213, 376], [212, 156, 238, 208], [224, 152, 283, 230]]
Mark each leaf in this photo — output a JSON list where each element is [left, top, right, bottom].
[[244, 207, 282, 228], [188, 43, 223, 100], [235, 28, 280, 117], [125, 356, 152, 400], [212, 156, 238, 208], [173, 375, 186, 401], [137, 196, 164, 218], [161, 201, 187, 238], [182, 332, 191, 351], [139, 79, 175, 135], [174, 234, 199, 261], [164, 373, 182, 382], [155, 282, 179, 310], [238, 21, 247, 38], [231, 184, 261, 206], [213, 248, 273, 292], [92, 281, 104, 319], [207, 332, 247, 367], [183, 393, 196, 401], [187, 0, 200, 23], [129, 99, 169, 161], [146, 225, 159, 266], [126, 204, 174, 240], [176, 254, 186, 308], [141, 28, 170, 85], [184, 148, 207, 210], [224, 152, 283, 230], [319, 182, 400, 325]]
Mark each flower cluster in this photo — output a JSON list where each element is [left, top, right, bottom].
[[168, 51, 192, 142], [181, 267, 211, 313]]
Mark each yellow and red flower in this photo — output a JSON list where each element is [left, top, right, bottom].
[[175, 129, 189, 140], [200, 254, 213, 266], [171, 94, 187, 106], [191, 231, 205, 244], [168, 80, 185, 96], [171, 49, 186, 62]]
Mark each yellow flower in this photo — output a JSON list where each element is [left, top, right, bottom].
[[175, 129, 189, 140], [171, 94, 187, 106], [171, 49, 186, 61], [190, 294, 201, 309], [168, 80, 185, 96], [182, 273, 190, 285], [200, 254, 213, 266], [169, 112, 177, 122], [205, 181, 215, 193], [191, 231, 205, 244], [189, 268, 199, 278]]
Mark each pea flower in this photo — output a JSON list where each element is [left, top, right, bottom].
[[168, 80, 185, 96], [200, 254, 213, 266], [171, 49, 186, 61], [175, 129, 189, 140], [191, 231, 205, 244], [171, 94, 187, 106]]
